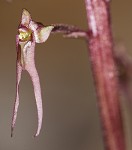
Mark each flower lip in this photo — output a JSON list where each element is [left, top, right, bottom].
[[18, 27, 32, 42]]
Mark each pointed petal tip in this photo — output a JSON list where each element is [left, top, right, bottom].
[[21, 8, 31, 27], [45, 25, 54, 31], [34, 133, 39, 138], [22, 8, 30, 17], [47, 25, 54, 30], [34, 130, 40, 137]]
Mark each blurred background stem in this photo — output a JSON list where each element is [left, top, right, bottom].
[[85, 0, 126, 149]]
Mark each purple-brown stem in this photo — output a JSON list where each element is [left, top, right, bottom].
[[85, 0, 126, 150], [51, 24, 87, 38]]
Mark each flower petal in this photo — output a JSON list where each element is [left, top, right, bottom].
[[21, 9, 31, 28], [35, 26, 54, 43], [29, 21, 54, 43], [11, 36, 23, 137]]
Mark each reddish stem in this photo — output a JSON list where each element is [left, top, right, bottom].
[[85, 0, 126, 150], [51, 24, 87, 38]]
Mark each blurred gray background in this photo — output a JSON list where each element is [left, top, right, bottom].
[[0, 0, 131, 150]]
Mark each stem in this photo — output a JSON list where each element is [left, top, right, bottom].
[[85, 0, 126, 150], [51, 24, 87, 38]]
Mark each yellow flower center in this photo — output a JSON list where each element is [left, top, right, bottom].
[[19, 29, 32, 42]]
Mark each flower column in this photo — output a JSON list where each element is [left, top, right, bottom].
[[85, 0, 126, 150]]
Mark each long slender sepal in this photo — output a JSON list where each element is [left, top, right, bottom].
[[11, 62, 22, 137]]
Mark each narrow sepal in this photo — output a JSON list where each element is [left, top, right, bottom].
[[21, 9, 31, 28], [25, 63, 43, 137], [11, 62, 22, 137]]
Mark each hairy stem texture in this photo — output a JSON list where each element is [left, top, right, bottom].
[[85, 0, 126, 150]]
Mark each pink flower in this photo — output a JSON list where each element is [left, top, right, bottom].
[[11, 9, 54, 137]]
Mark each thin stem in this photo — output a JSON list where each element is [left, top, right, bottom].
[[51, 24, 87, 39], [85, 0, 126, 150]]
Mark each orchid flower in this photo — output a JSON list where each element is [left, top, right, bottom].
[[11, 9, 54, 137]]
